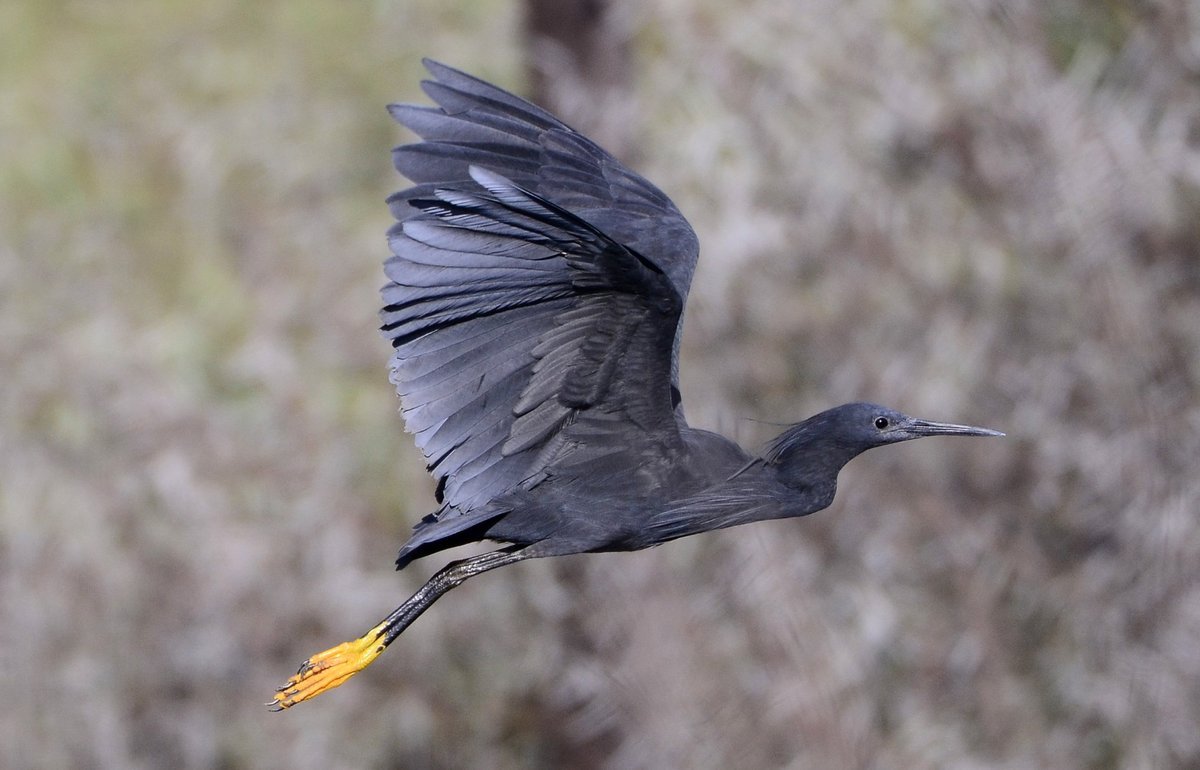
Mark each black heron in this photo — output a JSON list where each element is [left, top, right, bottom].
[[271, 60, 1002, 709]]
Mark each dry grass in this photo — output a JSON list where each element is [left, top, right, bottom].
[[3, 0, 1198, 767]]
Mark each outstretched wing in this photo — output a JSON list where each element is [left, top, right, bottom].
[[384, 164, 686, 564], [387, 59, 700, 395], [382, 62, 700, 566]]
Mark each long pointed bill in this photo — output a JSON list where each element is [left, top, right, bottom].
[[904, 418, 1005, 437]]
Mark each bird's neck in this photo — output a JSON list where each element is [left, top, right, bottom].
[[765, 424, 860, 513], [775, 448, 843, 506]]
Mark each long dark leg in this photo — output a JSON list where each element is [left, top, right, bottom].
[[270, 546, 530, 710]]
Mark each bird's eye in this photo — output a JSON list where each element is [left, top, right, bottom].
[[874, 416, 890, 430]]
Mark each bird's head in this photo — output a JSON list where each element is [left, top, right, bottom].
[[765, 402, 1003, 488], [831, 402, 1004, 446]]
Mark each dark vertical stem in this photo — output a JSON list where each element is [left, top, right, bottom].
[[522, 0, 637, 159]]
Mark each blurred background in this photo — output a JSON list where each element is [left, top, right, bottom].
[[3, 0, 1198, 767]]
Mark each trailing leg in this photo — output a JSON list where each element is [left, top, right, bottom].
[[270, 546, 530, 709]]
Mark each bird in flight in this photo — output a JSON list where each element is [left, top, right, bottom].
[[270, 60, 1002, 709]]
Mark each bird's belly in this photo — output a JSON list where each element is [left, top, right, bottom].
[[482, 476, 668, 555]]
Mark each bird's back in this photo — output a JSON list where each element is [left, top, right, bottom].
[[479, 425, 759, 554]]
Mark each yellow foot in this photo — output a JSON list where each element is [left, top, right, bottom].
[[269, 623, 387, 710]]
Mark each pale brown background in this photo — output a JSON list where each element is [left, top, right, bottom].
[[3, 1, 1198, 767]]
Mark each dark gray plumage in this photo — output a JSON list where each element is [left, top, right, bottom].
[[271, 60, 1002, 709]]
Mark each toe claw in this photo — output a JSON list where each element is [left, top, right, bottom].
[[270, 627, 389, 710]]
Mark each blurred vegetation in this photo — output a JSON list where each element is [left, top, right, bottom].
[[3, 0, 1198, 768]]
